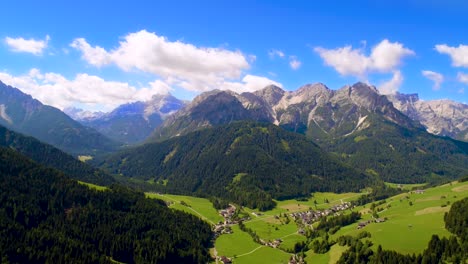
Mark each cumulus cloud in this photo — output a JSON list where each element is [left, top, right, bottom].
[[268, 49, 285, 59], [314, 39, 414, 77], [70, 38, 111, 67], [457, 72, 468, 84], [435, 44, 468, 67], [378, 70, 403, 95], [5, 35, 50, 55], [70, 30, 250, 92], [289, 56, 302, 70], [422, 70, 444, 90], [0, 69, 171, 111], [221, 74, 282, 93]]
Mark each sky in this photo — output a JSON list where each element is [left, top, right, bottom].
[[1, 0, 468, 112]]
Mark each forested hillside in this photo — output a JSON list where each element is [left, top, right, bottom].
[[0, 125, 114, 186], [101, 122, 372, 210], [0, 147, 212, 263], [322, 114, 468, 183]]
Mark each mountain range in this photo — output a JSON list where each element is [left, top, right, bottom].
[[387, 93, 468, 142], [66, 94, 186, 144], [0, 81, 119, 156], [142, 82, 468, 184]]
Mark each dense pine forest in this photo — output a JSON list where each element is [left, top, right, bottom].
[[0, 147, 212, 264], [100, 122, 372, 210], [0, 125, 115, 186]]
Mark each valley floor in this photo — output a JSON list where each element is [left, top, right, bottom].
[[142, 181, 468, 264]]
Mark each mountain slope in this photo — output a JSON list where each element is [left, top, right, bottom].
[[147, 82, 468, 183], [0, 81, 120, 155], [73, 94, 185, 144], [101, 122, 372, 210], [387, 93, 468, 142], [0, 124, 114, 186], [0, 146, 212, 263]]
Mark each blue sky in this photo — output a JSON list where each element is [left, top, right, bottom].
[[1, 0, 468, 111]]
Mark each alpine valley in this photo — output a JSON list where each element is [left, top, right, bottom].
[[1, 79, 467, 263]]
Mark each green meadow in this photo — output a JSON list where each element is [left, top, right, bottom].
[[79, 180, 468, 263], [145, 193, 224, 224], [78, 181, 108, 191], [331, 181, 468, 254]]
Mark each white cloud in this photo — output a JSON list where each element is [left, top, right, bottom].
[[378, 70, 403, 95], [268, 49, 285, 59], [435, 44, 468, 67], [0, 69, 171, 112], [422, 70, 444, 90], [70, 38, 111, 67], [314, 39, 414, 77], [5, 35, 50, 55], [457, 72, 468, 84], [221, 74, 282, 93], [70, 30, 250, 92], [289, 56, 302, 70]]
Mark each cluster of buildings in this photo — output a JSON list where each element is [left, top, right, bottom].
[[288, 254, 306, 264], [290, 202, 352, 225], [260, 238, 282, 248], [213, 204, 250, 238], [357, 217, 386, 229]]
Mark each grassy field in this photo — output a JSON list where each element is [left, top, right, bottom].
[[332, 181, 468, 254], [215, 225, 260, 257], [74, 179, 468, 263], [145, 193, 223, 224], [78, 181, 108, 191], [385, 182, 427, 191]]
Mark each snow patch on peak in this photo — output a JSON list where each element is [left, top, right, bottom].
[[0, 104, 12, 124]]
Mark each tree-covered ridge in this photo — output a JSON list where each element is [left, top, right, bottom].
[[0, 147, 212, 264], [0, 81, 120, 156], [101, 122, 372, 210], [0, 125, 114, 186], [321, 114, 468, 183]]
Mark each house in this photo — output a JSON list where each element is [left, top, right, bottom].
[[375, 218, 386, 223], [357, 220, 371, 229], [414, 189, 425, 194], [219, 256, 232, 264]]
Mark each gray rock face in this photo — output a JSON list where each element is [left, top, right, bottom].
[[387, 93, 468, 142], [150, 82, 420, 141]]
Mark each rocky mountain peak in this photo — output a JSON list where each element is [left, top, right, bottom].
[[253, 85, 285, 106], [386, 93, 468, 141]]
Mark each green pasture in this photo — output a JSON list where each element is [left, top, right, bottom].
[[145, 193, 223, 224], [78, 181, 108, 191], [332, 181, 468, 254]]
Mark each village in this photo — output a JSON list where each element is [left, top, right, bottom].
[[289, 202, 352, 225], [214, 201, 354, 264]]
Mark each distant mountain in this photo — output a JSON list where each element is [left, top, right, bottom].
[[0, 124, 114, 185], [387, 93, 468, 142], [72, 94, 186, 144], [0, 81, 119, 156], [147, 82, 468, 183], [63, 107, 105, 121], [101, 122, 372, 210]]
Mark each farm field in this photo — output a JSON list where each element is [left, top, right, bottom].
[[145, 193, 224, 224], [81, 180, 468, 263], [331, 181, 468, 254]]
